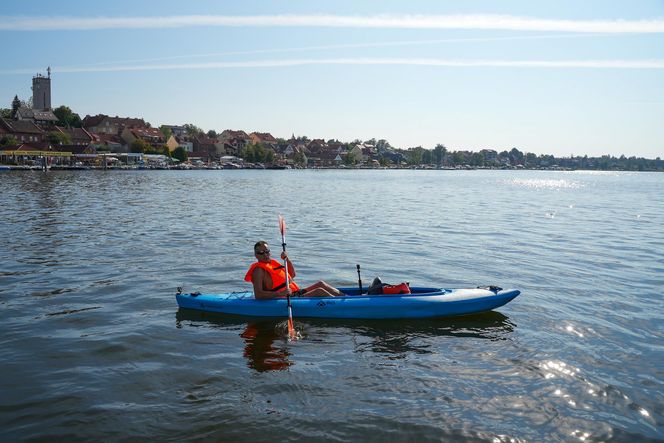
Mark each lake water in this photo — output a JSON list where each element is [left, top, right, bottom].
[[1, 169, 662, 442]]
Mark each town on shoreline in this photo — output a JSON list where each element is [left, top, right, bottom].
[[2, 69, 662, 172]]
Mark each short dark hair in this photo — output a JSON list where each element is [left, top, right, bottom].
[[254, 241, 268, 251]]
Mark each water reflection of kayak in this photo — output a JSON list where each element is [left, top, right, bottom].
[[176, 287, 520, 319], [174, 310, 516, 369], [240, 321, 291, 372]]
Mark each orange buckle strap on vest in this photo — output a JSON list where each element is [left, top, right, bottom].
[[270, 264, 288, 291]]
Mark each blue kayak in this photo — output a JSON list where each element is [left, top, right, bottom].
[[175, 287, 520, 319]]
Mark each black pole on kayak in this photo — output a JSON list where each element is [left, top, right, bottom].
[[279, 215, 297, 340], [357, 264, 363, 295]]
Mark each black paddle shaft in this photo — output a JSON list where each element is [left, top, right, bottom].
[[280, 240, 292, 308], [357, 264, 363, 295]]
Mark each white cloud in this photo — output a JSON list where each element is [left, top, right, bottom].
[[1, 14, 664, 33], [4, 58, 663, 74]]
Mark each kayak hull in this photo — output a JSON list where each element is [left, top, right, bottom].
[[175, 287, 520, 319]]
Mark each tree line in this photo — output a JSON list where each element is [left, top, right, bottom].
[[399, 146, 663, 171]]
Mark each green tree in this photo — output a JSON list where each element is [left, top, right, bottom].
[[11, 95, 21, 117], [47, 131, 72, 145], [452, 151, 465, 165], [183, 123, 203, 137], [130, 138, 150, 153], [206, 129, 218, 138], [422, 149, 433, 165], [376, 139, 392, 150], [539, 154, 555, 167], [509, 147, 524, 165], [344, 151, 356, 166], [242, 144, 255, 162], [53, 105, 82, 127], [470, 152, 485, 167], [172, 146, 188, 162], [0, 135, 18, 147], [0, 108, 12, 118], [253, 143, 266, 163], [293, 150, 306, 166], [433, 144, 447, 165], [407, 146, 424, 165], [159, 125, 172, 139]]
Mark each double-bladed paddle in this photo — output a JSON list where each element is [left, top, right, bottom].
[[278, 215, 297, 340]]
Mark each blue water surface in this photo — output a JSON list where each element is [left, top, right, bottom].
[[0, 169, 662, 442]]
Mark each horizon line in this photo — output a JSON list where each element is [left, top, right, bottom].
[[1, 14, 664, 33]]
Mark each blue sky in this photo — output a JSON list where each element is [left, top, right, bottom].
[[2, 0, 663, 158]]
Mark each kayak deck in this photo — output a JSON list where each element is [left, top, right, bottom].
[[176, 287, 521, 319]]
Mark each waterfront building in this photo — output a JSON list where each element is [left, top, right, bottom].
[[89, 133, 126, 152], [120, 126, 168, 150], [15, 107, 58, 127], [249, 132, 278, 150], [83, 114, 146, 135], [55, 126, 94, 146], [219, 129, 252, 153], [190, 134, 221, 158], [175, 138, 194, 153], [0, 118, 45, 144], [163, 125, 187, 138]]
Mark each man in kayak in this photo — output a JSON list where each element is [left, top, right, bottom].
[[245, 241, 343, 299]]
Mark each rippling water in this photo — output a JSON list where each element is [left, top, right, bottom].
[[1, 170, 662, 442]]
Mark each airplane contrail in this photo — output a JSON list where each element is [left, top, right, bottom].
[[3, 58, 663, 75], [1, 14, 664, 33], [59, 33, 617, 68]]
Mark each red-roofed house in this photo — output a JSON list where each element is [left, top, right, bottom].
[[193, 135, 224, 158], [306, 139, 328, 154], [316, 148, 343, 166], [249, 132, 278, 149], [16, 107, 59, 128], [83, 114, 147, 135], [121, 126, 168, 150], [55, 126, 93, 146], [220, 129, 252, 153], [0, 118, 45, 144], [89, 133, 126, 152]]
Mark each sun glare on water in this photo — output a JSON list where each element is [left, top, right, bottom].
[[508, 178, 582, 189]]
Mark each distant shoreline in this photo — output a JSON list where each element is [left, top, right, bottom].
[[1, 164, 662, 172]]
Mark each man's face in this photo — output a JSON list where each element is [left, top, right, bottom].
[[254, 244, 271, 262]]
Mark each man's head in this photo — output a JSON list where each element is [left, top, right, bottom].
[[254, 241, 271, 262]]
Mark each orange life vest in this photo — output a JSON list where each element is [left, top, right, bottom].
[[244, 259, 300, 293]]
